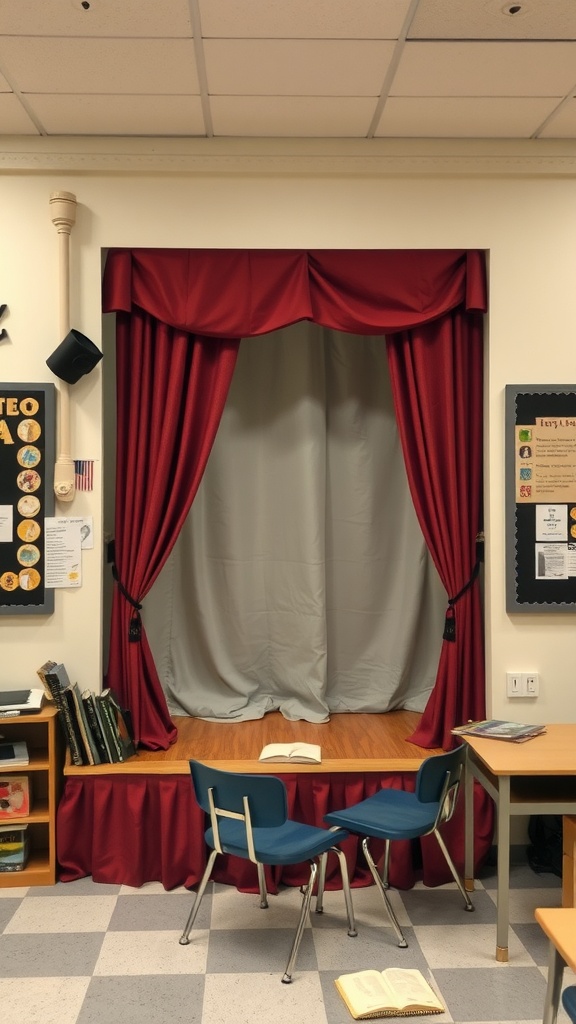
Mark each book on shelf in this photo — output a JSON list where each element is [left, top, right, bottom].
[[67, 682, 102, 765], [335, 967, 444, 1020], [0, 688, 44, 712], [0, 775, 31, 819], [0, 823, 30, 872], [258, 742, 321, 764], [96, 689, 136, 762], [0, 741, 29, 768], [40, 663, 84, 766], [451, 719, 546, 743], [82, 691, 110, 764]]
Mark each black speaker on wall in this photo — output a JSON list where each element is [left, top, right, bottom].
[[46, 329, 103, 384]]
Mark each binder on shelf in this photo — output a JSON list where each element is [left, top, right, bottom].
[[67, 682, 101, 765], [41, 664, 84, 766], [101, 688, 136, 760], [95, 693, 124, 762], [82, 691, 110, 763]]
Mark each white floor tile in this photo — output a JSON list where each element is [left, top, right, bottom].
[[0, 976, 90, 1023], [4, 894, 117, 933], [93, 928, 209, 975]]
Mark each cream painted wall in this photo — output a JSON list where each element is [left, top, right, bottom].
[[1, 139, 575, 726]]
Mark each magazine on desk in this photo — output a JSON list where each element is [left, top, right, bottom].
[[451, 719, 546, 742]]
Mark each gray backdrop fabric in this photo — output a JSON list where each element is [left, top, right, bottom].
[[143, 323, 446, 723]]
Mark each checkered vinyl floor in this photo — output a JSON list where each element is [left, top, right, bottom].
[[0, 853, 569, 1024]]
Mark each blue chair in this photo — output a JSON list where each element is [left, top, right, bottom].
[[323, 745, 474, 947], [179, 760, 357, 983], [563, 986, 576, 1022]]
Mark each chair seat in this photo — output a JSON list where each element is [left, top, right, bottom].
[[563, 986, 576, 1023], [324, 787, 439, 841], [206, 819, 350, 865]]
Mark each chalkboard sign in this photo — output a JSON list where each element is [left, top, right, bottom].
[[0, 383, 55, 615], [505, 385, 576, 612]]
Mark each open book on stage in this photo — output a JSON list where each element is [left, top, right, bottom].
[[258, 742, 321, 764], [335, 967, 444, 1020], [451, 719, 546, 742]]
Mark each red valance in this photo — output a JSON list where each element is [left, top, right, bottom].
[[103, 248, 486, 337]]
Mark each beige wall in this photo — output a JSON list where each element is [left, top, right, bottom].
[[1, 138, 575, 726]]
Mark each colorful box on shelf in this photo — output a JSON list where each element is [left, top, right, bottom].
[[0, 825, 30, 871], [0, 775, 31, 819]]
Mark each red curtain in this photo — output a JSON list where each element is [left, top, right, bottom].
[[102, 247, 487, 749], [57, 769, 493, 891], [387, 309, 485, 749], [105, 309, 239, 747]]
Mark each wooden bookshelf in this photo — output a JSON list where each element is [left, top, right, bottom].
[[0, 704, 62, 887]]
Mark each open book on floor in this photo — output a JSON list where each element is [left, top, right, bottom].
[[335, 967, 444, 1020], [451, 719, 546, 742], [258, 742, 321, 764]]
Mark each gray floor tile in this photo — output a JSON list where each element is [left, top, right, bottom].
[[0, 896, 21, 930], [399, 887, 496, 926], [434, 966, 548, 1022], [109, 891, 211, 931], [76, 974, 205, 1024], [206, 925, 318, 975], [0, 931, 105, 976]]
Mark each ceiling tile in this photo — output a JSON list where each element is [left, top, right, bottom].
[[539, 97, 576, 136], [390, 41, 576, 96], [375, 96, 562, 138], [30, 94, 206, 136], [0, 0, 193, 37], [199, 0, 411, 38], [0, 94, 40, 133], [0, 38, 200, 94], [204, 39, 396, 95], [408, 0, 576, 41], [210, 95, 376, 136]]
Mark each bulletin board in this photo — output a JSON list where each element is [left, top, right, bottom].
[[0, 383, 55, 614], [505, 384, 576, 612]]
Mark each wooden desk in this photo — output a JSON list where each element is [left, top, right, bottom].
[[535, 907, 576, 1024], [463, 725, 576, 962]]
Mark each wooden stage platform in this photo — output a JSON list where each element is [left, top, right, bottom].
[[58, 710, 492, 891], [64, 709, 442, 777]]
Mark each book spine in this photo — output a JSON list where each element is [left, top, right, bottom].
[[103, 689, 136, 758], [70, 683, 101, 765], [82, 693, 110, 764], [91, 695, 116, 763], [96, 695, 123, 762], [44, 673, 84, 766], [61, 689, 91, 766]]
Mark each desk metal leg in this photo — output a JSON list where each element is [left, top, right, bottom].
[[464, 748, 475, 892], [542, 943, 565, 1024], [496, 775, 511, 962]]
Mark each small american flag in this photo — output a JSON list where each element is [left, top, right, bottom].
[[74, 460, 94, 491]]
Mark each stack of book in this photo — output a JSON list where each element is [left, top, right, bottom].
[[37, 661, 137, 766]]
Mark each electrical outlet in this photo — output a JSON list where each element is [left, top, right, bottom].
[[506, 672, 523, 697], [523, 672, 540, 696]]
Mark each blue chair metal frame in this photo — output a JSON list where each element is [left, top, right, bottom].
[[323, 745, 474, 948], [179, 760, 357, 983]]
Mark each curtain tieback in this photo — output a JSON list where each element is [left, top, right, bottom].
[[443, 533, 484, 643], [111, 563, 143, 643]]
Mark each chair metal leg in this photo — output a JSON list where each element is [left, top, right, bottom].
[[434, 829, 474, 912], [332, 846, 358, 937], [315, 851, 327, 914], [282, 860, 317, 983], [382, 839, 391, 888], [257, 862, 269, 909], [179, 849, 218, 944], [362, 838, 408, 948]]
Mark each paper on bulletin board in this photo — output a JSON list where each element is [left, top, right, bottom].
[[44, 518, 82, 588], [515, 420, 576, 503]]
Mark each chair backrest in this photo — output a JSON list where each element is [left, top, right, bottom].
[[414, 745, 466, 826], [190, 760, 288, 829]]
